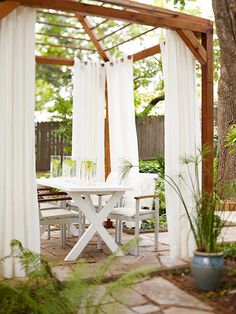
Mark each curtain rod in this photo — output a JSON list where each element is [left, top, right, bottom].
[[80, 55, 133, 66]]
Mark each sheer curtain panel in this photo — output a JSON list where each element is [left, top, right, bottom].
[[161, 31, 201, 258], [72, 59, 106, 181], [0, 7, 39, 278], [106, 58, 139, 176]]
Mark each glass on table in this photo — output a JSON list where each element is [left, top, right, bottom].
[[62, 156, 76, 178], [80, 158, 97, 182], [50, 156, 61, 177]]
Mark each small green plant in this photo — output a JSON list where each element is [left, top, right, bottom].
[[226, 124, 236, 154], [0, 239, 151, 314], [141, 214, 167, 230], [220, 242, 236, 259], [165, 150, 228, 253]]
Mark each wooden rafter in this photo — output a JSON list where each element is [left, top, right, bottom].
[[7, 0, 212, 33], [77, 15, 110, 61], [0, 1, 20, 20], [133, 44, 161, 62], [96, 0, 212, 26], [177, 30, 207, 65], [37, 9, 75, 18]]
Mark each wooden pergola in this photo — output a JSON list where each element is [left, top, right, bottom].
[[0, 0, 214, 191]]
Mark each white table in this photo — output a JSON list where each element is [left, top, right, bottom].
[[37, 178, 131, 261]]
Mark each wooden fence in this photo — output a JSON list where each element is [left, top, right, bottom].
[[35, 122, 65, 171], [35, 116, 164, 171]]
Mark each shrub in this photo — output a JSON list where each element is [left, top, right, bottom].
[[0, 240, 151, 314]]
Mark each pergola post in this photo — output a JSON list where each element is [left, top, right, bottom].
[[201, 31, 214, 192]]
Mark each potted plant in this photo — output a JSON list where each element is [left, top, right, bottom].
[[165, 150, 228, 291], [119, 151, 229, 291]]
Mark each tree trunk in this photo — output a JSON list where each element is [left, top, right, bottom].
[[212, 0, 236, 192]]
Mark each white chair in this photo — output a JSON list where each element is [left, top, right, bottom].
[[40, 208, 81, 248], [108, 173, 159, 255], [38, 188, 81, 248]]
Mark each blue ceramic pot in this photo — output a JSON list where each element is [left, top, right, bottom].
[[191, 251, 225, 291]]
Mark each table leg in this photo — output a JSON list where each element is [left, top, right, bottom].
[[65, 192, 124, 261]]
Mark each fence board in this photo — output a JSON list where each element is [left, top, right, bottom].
[[35, 117, 164, 171], [35, 122, 64, 171], [136, 116, 164, 160]]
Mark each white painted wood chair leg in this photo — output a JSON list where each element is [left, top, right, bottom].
[[154, 197, 159, 251], [67, 223, 70, 237], [61, 224, 67, 248], [115, 220, 119, 243], [40, 225, 47, 237], [134, 199, 140, 256], [47, 225, 50, 239], [82, 215, 86, 234], [118, 220, 122, 244], [61, 224, 64, 247]]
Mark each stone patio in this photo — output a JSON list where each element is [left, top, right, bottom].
[[40, 225, 236, 314], [41, 228, 189, 281]]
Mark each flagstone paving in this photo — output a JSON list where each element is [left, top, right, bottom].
[[41, 226, 236, 313]]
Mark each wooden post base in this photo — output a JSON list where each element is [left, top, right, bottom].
[[103, 219, 113, 228]]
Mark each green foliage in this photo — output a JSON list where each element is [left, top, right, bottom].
[[220, 242, 236, 259], [119, 156, 166, 213], [0, 240, 151, 314], [166, 0, 197, 11], [139, 156, 166, 213], [226, 124, 236, 154], [165, 150, 227, 253], [141, 214, 167, 230]]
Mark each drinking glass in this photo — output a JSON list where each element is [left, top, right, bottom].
[[80, 158, 97, 182], [50, 156, 61, 177], [62, 156, 76, 178]]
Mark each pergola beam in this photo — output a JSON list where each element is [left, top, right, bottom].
[[0, 1, 20, 20], [35, 42, 162, 65], [177, 30, 207, 65], [77, 15, 110, 61], [36, 55, 74, 66], [94, 0, 212, 26], [7, 0, 212, 33], [133, 44, 161, 62]]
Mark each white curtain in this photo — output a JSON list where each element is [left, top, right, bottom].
[[0, 7, 39, 278], [72, 59, 106, 182], [106, 57, 139, 176], [161, 31, 201, 258]]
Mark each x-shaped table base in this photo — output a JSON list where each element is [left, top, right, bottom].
[[65, 191, 124, 261]]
